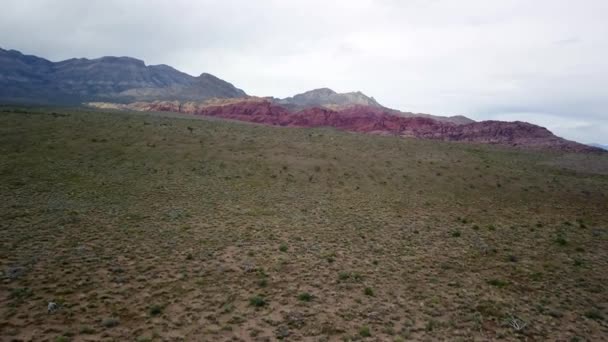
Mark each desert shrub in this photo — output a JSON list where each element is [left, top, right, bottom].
[[249, 296, 267, 307], [584, 309, 603, 321], [487, 279, 508, 288], [298, 293, 312, 302], [149, 304, 164, 316], [258, 279, 268, 287], [102, 317, 120, 328], [338, 272, 350, 281], [359, 326, 371, 337]]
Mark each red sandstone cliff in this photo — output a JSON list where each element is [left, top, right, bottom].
[[90, 99, 602, 153]]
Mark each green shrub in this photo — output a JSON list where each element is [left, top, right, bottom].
[[359, 326, 371, 337], [249, 296, 267, 307], [149, 304, 164, 316], [298, 293, 312, 302], [487, 279, 508, 288]]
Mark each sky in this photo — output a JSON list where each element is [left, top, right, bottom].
[[1, 0, 607, 144]]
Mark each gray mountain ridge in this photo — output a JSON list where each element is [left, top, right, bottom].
[[0, 47, 246, 104], [0, 48, 473, 124]]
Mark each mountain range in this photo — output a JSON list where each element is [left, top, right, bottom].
[[0, 47, 603, 153], [0, 47, 245, 104]]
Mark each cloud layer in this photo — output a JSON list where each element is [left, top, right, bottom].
[[1, 0, 607, 143]]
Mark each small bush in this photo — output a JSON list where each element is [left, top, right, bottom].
[[555, 237, 568, 246], [364, 287, 374, 296], [102, 317, 120, 328], [338, 272, 350, 281], [487, 279, 508, 288], [79, 326, 95, 334], [249, 296, 267, 307], [451, 230, 461, 237], [149, 304, 164, 316], [9, 287, 33, 301], [298, 293, 312, 302], [279, 244, 288, 252], [584, 309, 603, 321], [359, 326, 371, 337]]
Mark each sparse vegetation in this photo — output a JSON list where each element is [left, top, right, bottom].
[[584, 309, 603, 321], [102, 317, 120, 328], [359, 326, 371, 337], [298, 293, 312, 302], [556, 236, 568, 246], [249, 296, 267, 307], [1, 107, 607, 341], [149, 304, 164, 316], [487, 279, 509, 288]]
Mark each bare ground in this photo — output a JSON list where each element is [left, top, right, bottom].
[[1, 108, 607, 341]]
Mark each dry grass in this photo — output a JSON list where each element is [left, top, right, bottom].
[[1, 107, 607, 341]]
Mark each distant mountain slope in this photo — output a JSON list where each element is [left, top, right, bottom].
[[0, 48, 246, 104], [275, 88, 474, 124], [589, 143, 608, 151], [277, 88, 382, 110], [90, 99, 602, 153]]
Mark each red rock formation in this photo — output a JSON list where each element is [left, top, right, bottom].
[[122, 99, 601, 153]]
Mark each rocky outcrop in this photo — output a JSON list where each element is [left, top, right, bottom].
[[96, 99, 601, 153], [276, 88, 382, 110], [274, 88, 473, 124]]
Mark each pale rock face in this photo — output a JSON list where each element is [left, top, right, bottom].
[[275, 88, 474, 124], [277, 88, 383, 110]]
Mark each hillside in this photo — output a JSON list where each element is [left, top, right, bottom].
[[89, 99, 600, 153], [1, 107, 607, 341], [274, 88, 473, 124], [590, 143, 608, 151]]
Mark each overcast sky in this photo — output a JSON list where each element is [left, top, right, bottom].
[[1, 0, 607, 144]]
